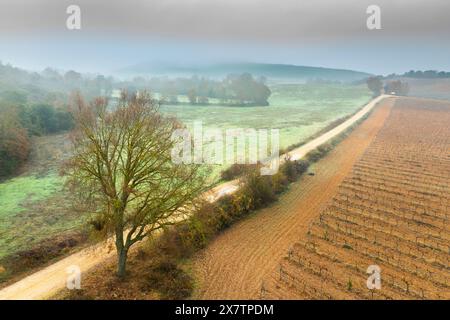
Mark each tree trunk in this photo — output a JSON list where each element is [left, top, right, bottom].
[[117, 247, 128, 278]]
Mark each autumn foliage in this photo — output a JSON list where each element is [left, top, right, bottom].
[[0, 107, 30, 177]]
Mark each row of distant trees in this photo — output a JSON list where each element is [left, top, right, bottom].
[[366, 69, 450, 97], [366, 76, 410, 97], [385, 70, 450, 79], [0, 62, 114, 102], [142, 73, 272, 106], [1, 62, 273, 107]]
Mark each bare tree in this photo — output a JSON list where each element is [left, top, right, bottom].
[[64, 91, 208, 277]]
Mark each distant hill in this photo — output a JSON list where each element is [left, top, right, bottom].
[[119, 62, 372, 83]]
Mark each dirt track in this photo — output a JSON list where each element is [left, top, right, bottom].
[[191, 97, 396, 299], [0, 95, 389, 300]]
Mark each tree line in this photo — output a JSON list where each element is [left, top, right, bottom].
[[0, 63, 272, 177], [385, 70, 450, 79], [130, 73, 272, 106], [0, 62, 272, 107], [366, 76, 410, 97]]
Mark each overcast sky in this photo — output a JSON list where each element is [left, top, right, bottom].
[[0, 0, 449, 75]]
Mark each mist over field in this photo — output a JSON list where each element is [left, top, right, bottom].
[[1, 0, 450, 74]]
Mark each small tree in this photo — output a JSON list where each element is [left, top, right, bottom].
[[65, 91, 208, 278], [187, 89, 197, 104], [385, 80, 409, 96], [366, 76, 383, 97]]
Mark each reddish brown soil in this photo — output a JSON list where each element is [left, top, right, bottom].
[[265, 97, 450, 300]]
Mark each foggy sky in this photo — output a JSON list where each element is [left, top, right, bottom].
[[0, 0, 449, 75]]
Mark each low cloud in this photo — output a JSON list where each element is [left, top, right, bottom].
[[1, 0, 449, 43]]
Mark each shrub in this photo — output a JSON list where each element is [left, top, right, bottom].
[[220, 163, 257, 181], [210, 206, 234, 231], [146, 259, 194, 300], [154, 207, 215, 261], [241, 169, 278, 209], [180, 217, 210, 251], [54, 110, 74, 131], [29, 104, 74, 134], [216, 194, 239, 217], [62, 290, 94, 300], [156, 225, 191, 260], [270, 171, 290, 194], [305, 144, 332, 162], [347, 279, 353, 291], [0, 106, 31, 177], [0, 232, 87, 282], [282, 157, 310, 182]]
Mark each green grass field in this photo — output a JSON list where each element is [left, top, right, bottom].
[[0, 134, 85, 263], [161, 83, 371, 177], [0, 172, 86, 260], [0, 83, 371, 263], [161, 84, 371, 149]]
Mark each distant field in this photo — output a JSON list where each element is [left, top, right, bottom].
[[0, 83, 370, 267], [161, 84, 371, 149], [397, 78, 450, 101], [161, 83, 371, 177]]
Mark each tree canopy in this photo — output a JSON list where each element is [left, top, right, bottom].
[[366, 76, 383, 97]]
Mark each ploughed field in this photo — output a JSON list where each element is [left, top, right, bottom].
[[191, 97, 395, 299], [265, 97, 450, 299]]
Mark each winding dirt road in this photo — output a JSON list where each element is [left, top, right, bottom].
[[0, 95, 390, 300]]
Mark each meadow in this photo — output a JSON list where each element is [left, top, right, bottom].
[[267, 97, 450, 299], [0, 174, 64, 259], [0, 83, 371, 270], [161, 83, 371, 150], [0, 135, 84, 269]]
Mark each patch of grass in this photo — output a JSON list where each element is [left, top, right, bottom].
[[0, 173, 62, 218], [161, 84, 371, 150], [0, 172, 86, 262]]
